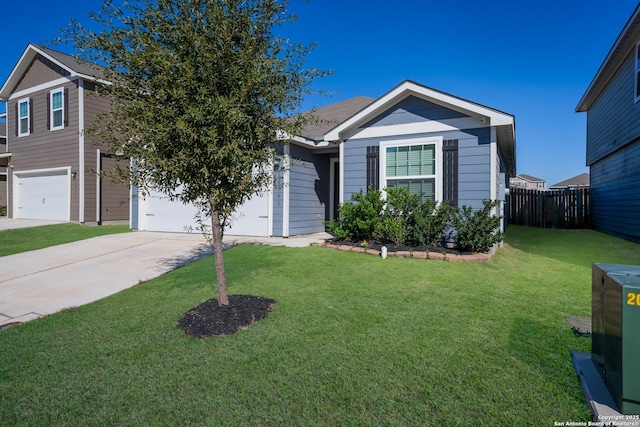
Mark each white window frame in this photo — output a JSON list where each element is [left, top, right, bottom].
[[379, 136, 443, 202], [18, 98, 30, 137], [50, 88, 65, 131]]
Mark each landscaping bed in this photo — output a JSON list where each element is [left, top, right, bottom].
[[320, 238, 493, 261], [177, 294, 276, 338]]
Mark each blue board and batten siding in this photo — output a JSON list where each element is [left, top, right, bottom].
[[342, 97, 497, 209], [362, 95, 468, 127], [343, 132, 492, 208], [586, 49, 640, 242], [287, 144, 330, 236], [270, 144, 331, 237]]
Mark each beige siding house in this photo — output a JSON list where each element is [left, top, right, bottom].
[[0, 44, 128, 224], [509, 174, 546, 191]]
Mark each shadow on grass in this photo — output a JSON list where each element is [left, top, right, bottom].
[[157, 244, 213, 271], [504, 226, 640, 268], [507, 316, 591, 416]]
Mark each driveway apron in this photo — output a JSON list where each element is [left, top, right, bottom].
[[0, 232, 211, 327]]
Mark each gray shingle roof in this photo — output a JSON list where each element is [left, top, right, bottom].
[[39, 46, 106, 80], [549, 173, 590, 188], [299, 96, 375, 141], [517, 174, 545, 182]]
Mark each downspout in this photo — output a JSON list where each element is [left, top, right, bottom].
[[78, 79, 85, 223]]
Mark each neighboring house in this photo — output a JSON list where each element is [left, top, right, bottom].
[[0, 113, 7, 210], [509, 174, 546, 191], [135, 80, 516, 236], [0, 44, 129, 224], [548, 173, 590, 190], [576, 4, 640, 243]]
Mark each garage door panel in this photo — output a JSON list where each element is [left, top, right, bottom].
[[16, 170, 70, 221], [141, 189, 269, 236]]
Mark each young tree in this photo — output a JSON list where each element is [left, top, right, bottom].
[[67, 0, 325, 305]]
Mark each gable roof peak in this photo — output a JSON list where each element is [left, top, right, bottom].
[[0, 43, 104, 101]]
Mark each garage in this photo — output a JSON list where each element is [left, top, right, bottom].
[[14, 168, 70, 221], [137, 188, 270, 236]]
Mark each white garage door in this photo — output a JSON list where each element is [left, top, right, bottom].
[[16, 169, 70, 221], [139, 189, 270, 236]]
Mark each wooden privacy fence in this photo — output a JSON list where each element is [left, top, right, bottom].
[[508, 188, 592, 229]]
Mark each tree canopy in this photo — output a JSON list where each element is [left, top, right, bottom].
[[66, 0, 327, 305]]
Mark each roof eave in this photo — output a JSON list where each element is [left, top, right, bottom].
[[576, 4, 640, 112], [0, 44, 103, 101], [324, 80, 515, 142]]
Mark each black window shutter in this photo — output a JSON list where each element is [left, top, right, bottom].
[[442, 139, 459, 206], [366, 146, 379, 191], [46, 94, 51, 130], [14, 103, 18, 136], [29, 99, 33, 134], [63, 87, 69, 127]]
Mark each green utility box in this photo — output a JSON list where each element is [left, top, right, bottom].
[[592, 264, 640, 415]]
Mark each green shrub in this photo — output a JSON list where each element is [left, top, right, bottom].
[[408, 200, 455, 246], [375, 187, 419, 245], [451, 200, 503, 253], [0, 205, 6, 216], [326, 188, 504, 254], [325, 188, 385, 241]]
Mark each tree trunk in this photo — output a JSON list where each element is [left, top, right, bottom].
[[210, 206, 230, 306]]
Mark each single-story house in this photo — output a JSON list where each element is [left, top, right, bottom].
[[548, 173, 590, 190], [576, 3, 640, 243], [134, 80, 516, 236]]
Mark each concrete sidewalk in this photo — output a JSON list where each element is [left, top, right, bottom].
[[0, 231, 330, 327]]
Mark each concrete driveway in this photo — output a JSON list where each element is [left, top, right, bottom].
[[0, 229, 330, 327], [0, 218, 67, 230]]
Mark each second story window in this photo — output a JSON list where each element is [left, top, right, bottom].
[[18, 98, 30, 137], [50, 89, 64, 130]]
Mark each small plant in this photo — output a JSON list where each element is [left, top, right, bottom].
[[451, 200, 503, 253], [0, 205, 6, 216]]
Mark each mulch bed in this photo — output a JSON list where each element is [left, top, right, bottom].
[[177, 294, 276, 338], [329, 239, 462, 255]]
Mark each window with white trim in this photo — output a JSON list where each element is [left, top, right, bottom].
[[381, 138, 442, 202], [18, 98, 30, 137], [50, 88, 64, 130], [636, 40, 640, 103]]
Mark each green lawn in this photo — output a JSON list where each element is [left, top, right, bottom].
[[0, 223, 130, 256], [2, 226, 639, 426]]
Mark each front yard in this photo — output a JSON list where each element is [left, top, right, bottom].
[[0, 223, 130, 256], [1, 226, 639, 425]]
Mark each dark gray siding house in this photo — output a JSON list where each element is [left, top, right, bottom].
[[134, 80, 516, 236], [576, 4, 640, 243], [0, 44, 129, 224]]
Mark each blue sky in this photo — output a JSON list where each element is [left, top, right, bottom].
[[1, 0, 639, 186]]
